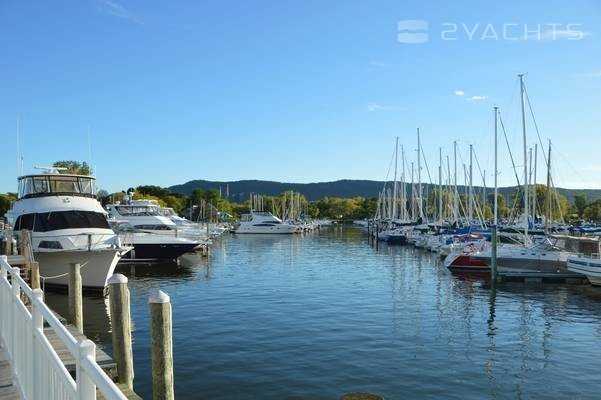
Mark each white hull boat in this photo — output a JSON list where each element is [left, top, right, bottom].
[[567, 255, 601, 285], [235, 211, 298, 234]]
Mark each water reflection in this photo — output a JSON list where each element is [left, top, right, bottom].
[[44, 291, 112, 344], [56, 227, 601, 399]]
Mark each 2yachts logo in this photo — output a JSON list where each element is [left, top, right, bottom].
[[398, 21, 585, 43], [397, 20, 429, 43]]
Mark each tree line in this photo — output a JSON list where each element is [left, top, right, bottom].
[[0, 160, 599, 223]]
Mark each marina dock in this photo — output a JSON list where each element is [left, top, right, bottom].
[[0, 254, 142, 400]]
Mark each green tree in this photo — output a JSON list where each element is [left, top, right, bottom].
[[52, 160, 91, 175], [574, 194, 587, 218], [0, 193, 17, 218], [136, 185, 171, 198], [584, 200, 601, 222]]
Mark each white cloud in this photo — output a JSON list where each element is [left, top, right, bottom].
[[368, 60, 390, 68], [467, 95, 488, 101], [581, 165, 601, 172], [98, 0, 143, 24], [580, 70, 601, 78], [367, 103, 394, 112], [454, 90, 465, 96]]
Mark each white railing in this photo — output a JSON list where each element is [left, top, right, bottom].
[[0, 255, 128, 400]]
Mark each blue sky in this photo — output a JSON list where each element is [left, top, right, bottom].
[[1, 0, 600, 193]]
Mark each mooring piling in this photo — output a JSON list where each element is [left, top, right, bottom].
[[150, 289, 174, 400], [108, 273, 135, 390], [30, 261, 40, 290], [68, 262, 83, 333]]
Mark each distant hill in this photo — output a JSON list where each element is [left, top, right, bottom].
[[168, 179, 601, 204]]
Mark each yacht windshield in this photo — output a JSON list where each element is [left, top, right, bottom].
[[14, 211, 110, 232], [18, 175, 97, 199]]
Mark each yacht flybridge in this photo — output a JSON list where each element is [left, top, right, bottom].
[[6, 168, 132, 289]]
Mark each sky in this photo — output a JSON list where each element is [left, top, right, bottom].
[[0, 0, 600, 193]]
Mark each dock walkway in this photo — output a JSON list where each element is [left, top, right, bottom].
[[0, 346, 20, 400]]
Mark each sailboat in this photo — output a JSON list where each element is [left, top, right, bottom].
[[446, 75, 582, 278]]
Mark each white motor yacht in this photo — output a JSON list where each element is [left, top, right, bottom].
[[234, 211, 298, 234], [6, 168, 131, 289], [106, 200, 208, 241], [567, 254, 601, 285]]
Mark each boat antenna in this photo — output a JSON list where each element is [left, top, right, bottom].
[[16, 116, 23, 176], [34, 166, 68, 174], [87, 125, 93, 175]]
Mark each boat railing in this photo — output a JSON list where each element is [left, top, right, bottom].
[[0, 255, 128, 400], [29, 232, 120, 251]]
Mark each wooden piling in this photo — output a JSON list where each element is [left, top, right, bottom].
[[3, 231, 10, 255], [150, 289, 174, 400], [108, 273, 134, 389], [68, 262, 83, 333], [30, 261, 40, 290], [20, 230, 32, 273]]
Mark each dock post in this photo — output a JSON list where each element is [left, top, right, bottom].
[[20, 230, 32, 272], [3, 231, 10, 255], [108, 273, 134, 389], [11, 266, 20, 357], [31, 289, 44, 400], [77, 340, 96, 400], [30, 261, 40, 290], [150, 289, 174, 400], [491, 224, 498, 287], [375, 223, 379, 250], [68, 263, 83, 333]]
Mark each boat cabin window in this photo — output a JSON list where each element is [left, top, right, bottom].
[[134, 224, 172, 230], [114, 206, 159, 216], [18, 175, 96, 198], [50, 177, 79, 194], [240, 214, 252, 222], [14, 211, 110, 232]]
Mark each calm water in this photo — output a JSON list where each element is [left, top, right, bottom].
[[46, 227, 601, 399]]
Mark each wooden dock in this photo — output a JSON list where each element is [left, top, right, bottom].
[[0, 346, 21, 400], [47, 314, 142, 399], [1, 232, 145, 399], [46, 323, 117, 379], [0, 323, 140, 400]]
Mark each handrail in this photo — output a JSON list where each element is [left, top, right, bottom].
[[0, 255, 128, 400]]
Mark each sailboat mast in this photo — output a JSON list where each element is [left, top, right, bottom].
[[438, 147, 443, 222], [446, 156, 451, 221], [453, 140, 458, 223], [545, 140, 552, 232], [494, 106, 499, 226], [401, 146, 406, 220], [392, 137, 399, 220], [519, 74, 529, 242], [469, 144, 473, 223], [417, 128, 423, 219], [533, 143, 538, 222], [411, 162, 415, 219], [529, 147, 533, 222]]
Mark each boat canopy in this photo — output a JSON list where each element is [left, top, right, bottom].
[[17, 174, 96, 199]]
